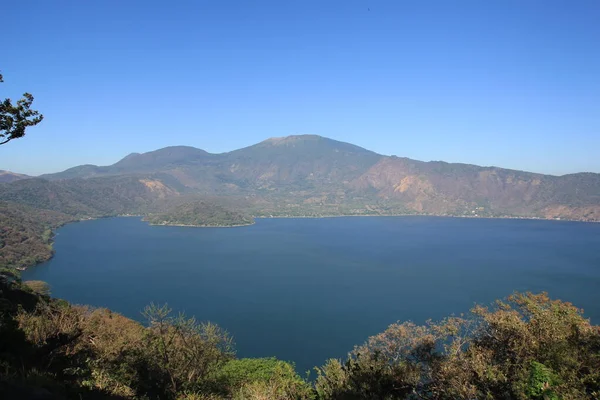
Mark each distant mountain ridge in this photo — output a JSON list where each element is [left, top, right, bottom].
[[40, 146, 212, 180], [0, 170, 30, 183], [40, 136, 379, 181], [3, 134, 599, 222]]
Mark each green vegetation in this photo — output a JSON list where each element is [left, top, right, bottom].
[[0, 176, 181, 218], [22, 280, 51, 296], [144, 201, 254, 227], [0, 72, 43, 145], [1, 270, 599, 399], [0, 275, 312, 399], [315, 292, 600, 399], [0, 202, 75, 270], [35, 135, 600, 222], [214, 358, 313, 399], [0, 187, 251, 273]]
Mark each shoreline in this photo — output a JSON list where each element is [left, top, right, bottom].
[[66, 211, 600, 228], [106, 210, 599, 224], [73, 214, 257, 228], [253, 213, 599, 223], [145, 221, 255, 228]]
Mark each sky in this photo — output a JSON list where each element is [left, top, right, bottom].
[[1, 0, 599, 176]]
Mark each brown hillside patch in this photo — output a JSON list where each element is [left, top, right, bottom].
[[139, 179, 178, 198]]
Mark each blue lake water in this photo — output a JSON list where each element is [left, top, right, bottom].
[[22, 216, 600, 374]]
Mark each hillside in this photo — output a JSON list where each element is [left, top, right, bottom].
[[41, 146, 214, 180], [0, 202, 75, 270], [0, 170, 30, 183], [27, 135, 600, 222], [144, 200, 254, 227], [348, 157, 600, 219], [0, 175, 183, 217]]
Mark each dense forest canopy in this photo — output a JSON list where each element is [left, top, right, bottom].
[[0, 202, 75, 270]]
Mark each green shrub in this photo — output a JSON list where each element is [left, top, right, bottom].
[[23, 280, 50, 296], [526, 361, 560, 400], [216, 358, 294, 387], [214, 358, 313, 399]]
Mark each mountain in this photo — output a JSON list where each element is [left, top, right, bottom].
[[349, 157, 600, 219], [40, 146, 212, 180], [223, 135, 382, 187], [0, 170, 30, 183], [4, 135, 600, 222], [0, 175, 182, 217], [42, 136, 381, 190]]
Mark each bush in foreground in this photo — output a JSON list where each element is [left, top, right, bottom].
[[1, 272, 599, 399], [315, 292, 600, 399]]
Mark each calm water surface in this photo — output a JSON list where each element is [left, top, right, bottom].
[[23, 217, 600, 373]]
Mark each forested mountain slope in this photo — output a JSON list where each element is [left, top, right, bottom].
[[0, 170, 30, 183], [27, 135, 600, 221]]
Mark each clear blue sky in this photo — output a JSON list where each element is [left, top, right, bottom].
[[1, 0, 599, 176]]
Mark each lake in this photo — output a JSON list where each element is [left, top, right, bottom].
[[22, 216, 600, 374]]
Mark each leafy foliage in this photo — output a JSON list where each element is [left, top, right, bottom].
[[141, 303, 235, 395], [527, 361, 560, 400], [2, 280, 599, 400], [22, 280, 51, 296], [214, 358, 313, 399], [216, 358, 296, 388], [315, 292, 600, 399], [0, 72, 43, 145], [1, 275, 310, 399], [0, 201, 75, 270]]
